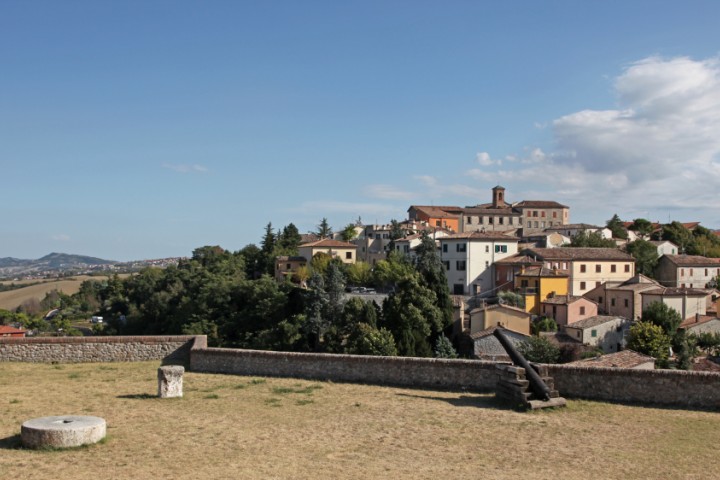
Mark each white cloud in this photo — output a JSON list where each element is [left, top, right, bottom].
[[476, 152, 502, 166], [364, 184, 415, 200], [465, 56, 720, 225], [162, 163, 208, 173], [413, 175, 438, 187]]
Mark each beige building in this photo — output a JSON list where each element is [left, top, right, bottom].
[[540, 295, 598, 327], [468, 304, 531, 335], [274, 255, 308, 283], [563, 315, 630, 353], [640, 287, 709, 321], [298, 239, 357, 265], [523, 247, 635, 296], [654, 254, 720, 288], [584, 275, 661, 320]]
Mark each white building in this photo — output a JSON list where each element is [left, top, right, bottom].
[[439, 232, 519, 296]]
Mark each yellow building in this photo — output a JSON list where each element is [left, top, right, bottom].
[[514, 266, 569, 315], [297, 238, 358, 265]]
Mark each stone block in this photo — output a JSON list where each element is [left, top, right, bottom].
[[158, 365, 184, 398]]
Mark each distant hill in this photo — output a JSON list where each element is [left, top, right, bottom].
[[0, 257, 32, 268], [36, 253, 116, 268]]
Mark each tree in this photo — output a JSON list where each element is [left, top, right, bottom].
[[531, 317, 558, 335], [606, 214, 628, 240], [629, 218, 654, 238], [642, 301, 682, 337], [657, 221, 694, 254], [498, 290, 525, 309], [316, 218, 333, 239], [372, 251, 415, 289], [517, 336, 560, 363], [341, 224, 359, 242], [625, 239, 659, 276], [627, 322, 671, 367], [434, 335, 458, 359], [413, 231, 453, 330], [346, 261, 373, 286], [346, 323, 397, 356], [278, 223, 302, 252], [568, 230, 617, 248], [386, 219, 406, 254]]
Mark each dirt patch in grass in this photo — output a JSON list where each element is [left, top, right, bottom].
[[1, 361, 718, 479]]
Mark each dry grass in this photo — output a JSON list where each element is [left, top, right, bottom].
[[0, 275, 129, 311], [1, 361, 718, 480]]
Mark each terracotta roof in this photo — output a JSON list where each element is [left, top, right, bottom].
[[545, 223, 602, 231], [468, 303, 530, 316], [514, 200, 569, 208], [541, 295, 586, 305], [0, 325, 26, 335], [493, 255, 542, 266], [468, 325, 530, 340], [660, 254, 720, 267], [643, 287, 709, 296], [462, 205, 520, 215], [517, 266, 569, 278], [680, 315, 720, 329], [299, 239, 357, 249], [566, 315, 626, 330], [408, 205, 463, 217], [567, 350, 655, 369], [523, 247, 634, 261], [441, 232, 519, 241]]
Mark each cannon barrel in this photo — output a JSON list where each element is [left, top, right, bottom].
[[493, 328, 551, 401]]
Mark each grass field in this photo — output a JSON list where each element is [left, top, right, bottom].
[[0, 275, 129, 311], [1, 361, 718, 479]]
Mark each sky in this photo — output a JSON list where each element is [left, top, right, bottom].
[[2, 1, 720, 261]]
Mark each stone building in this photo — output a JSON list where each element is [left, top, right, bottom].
[[654, 254, 720, 288]]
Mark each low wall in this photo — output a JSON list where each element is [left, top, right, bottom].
[[190, 346, 500, 391], [546, 364, 720, 409], [0, 336, 199, 364]]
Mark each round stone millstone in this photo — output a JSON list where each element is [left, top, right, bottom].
[[21, 415, 106, 449]]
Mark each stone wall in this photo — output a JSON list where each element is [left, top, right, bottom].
[[546, 364, 720, 409], [190, 346, 500, 391], [0, 336, 198, 364]]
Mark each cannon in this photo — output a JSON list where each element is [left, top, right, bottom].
[[493, 328, 552, 401]]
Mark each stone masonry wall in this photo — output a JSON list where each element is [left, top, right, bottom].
[[190, 346, 500, 391], [546, 364, 720, 409], [0, 336, 198, 364]]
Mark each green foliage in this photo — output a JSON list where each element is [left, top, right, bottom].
[[625, 239, 659, 276], [498, 291, 525, 308], [568, 230, 617, 248], [673, 329, 698, 370], [372, 251, 415, 289], [641, 301, 682, 337], [629, 218, 654, 238], [656, 221, 694, 254], [627, 321, 671, 367], [531, 317, 558, 335], [345, 261, 373, 286], [606, 214, 628, 240], [346, 323, 397, 356], [278, 223, 302, 252], [413, 231, 453, 329], [341, 224, 359, 242], [315, 218, 332, 239], [434, 335, 458, 359], [692, 332, 720, 356], [517, 336, 560, 364]]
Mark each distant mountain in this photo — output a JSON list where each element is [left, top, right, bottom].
[[0, 257, 32, 268], [36, 253, 117, 268]]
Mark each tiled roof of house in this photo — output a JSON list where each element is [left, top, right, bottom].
[[661, 254, 720, 267], [567, 349, 655, 369], [566, 315, 625, 330], [468, 303, 529, 316], [541, 295, 586, 305], [462, 205, 520, 215], [545, 223, 602, 231], [516, 266, 569, 277], [408, 205, 463, 217], [468, 325, 530, 340], [493, 255, 542, 266], [299, 239, 357, 249], [680, 315, 720, 329], [523, 247, 634, 261], [0, 325, 26, 335], [441, 232, 519, 242], [643, 287, 709, 296], [514, 200, 569, 208]]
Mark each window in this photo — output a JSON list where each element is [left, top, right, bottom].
[[553, 212, 557, 218], [611, 264, 616, 273], [624, 299, 629, 308], [611, 298, 616, 307], [443, 261, 450, 270], [345, 252, 352, 260], [595, 265, 601, 273], [456, 260, 466, 271], [485, 245, 490, 253], [690, 269, 694, 276], [580, 281, 586, 290], [580, 264, 587, 273], [580, 306, 585, 315], [479, 217, 484, 224], [286, 264, 291, 269], [681, 268, 685, 276], [533, 211, 538, 217], [442, 244, 448, 253], [485, 261, 489, 268], [591, 329, 597, 338], [625, 264, 630, 273], [499, 217, 504, 225], [466, 216, 472, 224], [541, 221, 545, 228], [456, 243, 466, 253], [489, 217, 494, 224], [521, 279, 529, 287], [436, 220, 441, 227], [495, 245, 508, 253], [368, 233, 373, 239], [705, 269, 708, 276], [534, 221, 539, 228], [599, 296, 603, 304], [541, 211, 546, 218], [403, 245, 409, 253], [527, 221, 532, 228]]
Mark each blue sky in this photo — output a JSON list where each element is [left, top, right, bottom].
[[2, 1, 720, 261]]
